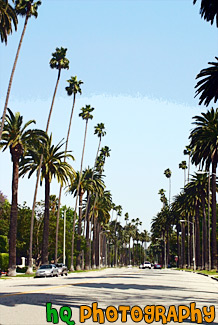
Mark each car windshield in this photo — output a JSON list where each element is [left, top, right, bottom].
[[56, 264, 62, 267], [40, 265, 52, 269]]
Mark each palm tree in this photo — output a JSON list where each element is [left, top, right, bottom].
[[89, 146, 111, 269], [68, 168, 104, 270], [26, 47, 69, 273], [0, 108, 44, 275], [186, 173, 209, 269], [70, 105, 94, 271], [164, 168, 172, 204], [124, 212, 129, 225], [0, 0, 18, 44], [84, 123, 106, 270], [179, 161, 187, 186], [194, 57, 218, 107], [55, 76, 83, 263], [184, 145, 192, 183], [90, 190, 112, 268], [193, 0, 218, 27], [189, 108, 218, 269], [0, 0, 41, 142], [20, 134, 75, 264], [47, 47, 70, 128]]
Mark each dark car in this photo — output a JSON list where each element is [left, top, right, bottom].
[[55, 263, 68, 276], [154, 263, 162, 269]]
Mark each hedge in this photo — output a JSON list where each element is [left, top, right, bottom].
[[0, 253, 9, 271]]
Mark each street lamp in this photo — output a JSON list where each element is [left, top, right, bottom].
[[180, 220, 196, 271]]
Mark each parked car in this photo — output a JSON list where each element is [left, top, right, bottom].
[[143, 261, 152, 269], [139, 261, 152, 269], [35, 264, 59, 278], [154, 263, 162, 269], [55, 263, 68, 276]]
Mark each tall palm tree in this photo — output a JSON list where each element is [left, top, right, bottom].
[[193, 0, 218, 27], [0, 0, 41, 141], [124, 212, 129, 225], [26, 47, 69, 273], [187, 173, 209, 269], [189, 108, 218, 269], [0, 0, 18, 44], [68, 168, 104, 270], [184, 145, 192, 183], [70, 105, 94, 271], [195, 57, 218, 107], [55, 76, 83, 263], [20, 134, 75, 264], [84, 123, 106, 270], [0, 108, 44, 275], [179, 161, 187, 187], [90, 146, 111, 269], [164, 168, 172, 204], [47, 47, 70, 128], [90, 190, 112, 268]]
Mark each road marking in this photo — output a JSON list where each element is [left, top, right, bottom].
[[0, 281, 91, 298]]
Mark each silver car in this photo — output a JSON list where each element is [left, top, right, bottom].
[[35, 264, 59, 278]]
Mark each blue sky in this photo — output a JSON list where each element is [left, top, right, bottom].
[[1, 0, 218, 231]]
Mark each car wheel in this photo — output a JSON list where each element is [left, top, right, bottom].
[[56, 273, 58, 277], [61, 273, 64, 276]]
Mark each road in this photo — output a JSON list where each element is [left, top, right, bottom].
[[0, 267, 218, 325]]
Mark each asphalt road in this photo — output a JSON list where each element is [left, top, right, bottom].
[[0, 267, 218, 325]]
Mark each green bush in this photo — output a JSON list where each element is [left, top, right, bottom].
[[0, 235, 8, 253], [0, 253, 9, 272]]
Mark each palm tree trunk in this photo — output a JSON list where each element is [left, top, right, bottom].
[[181, 222, 185, 268], [211, 161, 217, 269], [85, 203, 91, 270], [8, 154, 19, 276], [84, 137, 102, 268], [176, 224, 180, 268], [0, 15, 29, 142], [92, 216, 97, 268], [76, 191, 83, 270], [55, 93, 76, 263], [202, 194, 208, 270], [187, 213, 190, 268], [42, 175, 50, 264], [46, 69, 61, 130], [166, 228, 169, 266], [195, 201, 201, 269], [70, 120, 88, 271], [96, 223, 100, 268], [27, 69, 61, 273]]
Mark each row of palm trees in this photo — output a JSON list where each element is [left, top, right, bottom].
[[149, 0, 218, 270], [151, 107, 218, 270], [0, 106, 109, 274]]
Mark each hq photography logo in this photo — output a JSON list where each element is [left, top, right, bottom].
[[46, 302, 215, 324]]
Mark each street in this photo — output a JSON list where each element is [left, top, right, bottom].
[[0, 267, 218, 325]]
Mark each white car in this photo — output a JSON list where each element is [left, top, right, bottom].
[[142, 261, 151, 269], [35, 264, 59, 277]]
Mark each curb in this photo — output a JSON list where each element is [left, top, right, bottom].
[[176, 269, 218, 281]]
